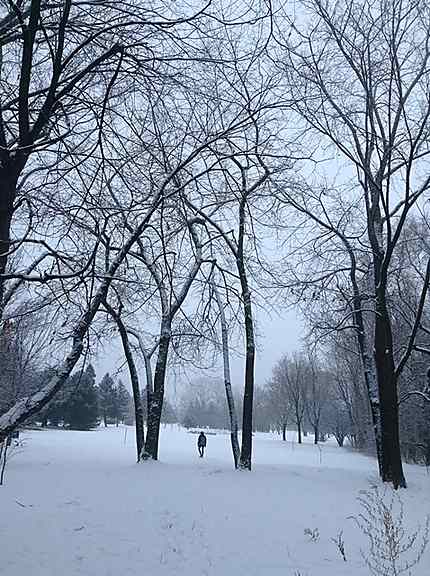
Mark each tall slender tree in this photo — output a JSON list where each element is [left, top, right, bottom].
[[276, 0, 430, 488]]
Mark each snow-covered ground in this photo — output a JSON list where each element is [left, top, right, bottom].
[[1, 426, 429, 576]]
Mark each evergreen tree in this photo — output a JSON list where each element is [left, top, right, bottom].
[[112, 380, 131, 426], [98, 373, 116, 426], [63, 365, 99, 430]]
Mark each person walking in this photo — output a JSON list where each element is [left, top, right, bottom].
[[197, 431, 207, 457]]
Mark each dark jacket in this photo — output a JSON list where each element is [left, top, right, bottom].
[[197, 433, 207, 447]]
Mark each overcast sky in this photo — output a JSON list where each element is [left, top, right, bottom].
[[94, 306, 305, 401]]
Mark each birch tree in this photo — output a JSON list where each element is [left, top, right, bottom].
[[211, 272, 241, 468]]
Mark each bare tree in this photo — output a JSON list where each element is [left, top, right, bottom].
[[0, 1, 273, 446], [275, 0, 430, 488], [270, 353, 309, 444], [305, 355, 328, 444], [0, 104, 263, 443], [0, 0, 217, 312], [184, 155, 270, 468], [139, 220, 204, 461], [268, 362, 291, 441]]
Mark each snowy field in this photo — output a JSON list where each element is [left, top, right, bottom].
[[1, 427, 429, 576]]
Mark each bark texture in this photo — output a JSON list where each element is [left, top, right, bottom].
[[374, 295, 406, 488], [0, 169, 18, 315], [238, 275, 255, 470], [141, 322, 170, 461]]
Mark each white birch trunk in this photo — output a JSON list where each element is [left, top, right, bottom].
[[212, 276, 240, 468]]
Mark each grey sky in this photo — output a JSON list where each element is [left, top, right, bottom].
[[94, 306, 305, 398]]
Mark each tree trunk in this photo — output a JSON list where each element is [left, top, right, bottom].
[[282, 422, 287, 441], [336, 432, 345, 447], [212, 277, 240, 468], [360, 339, 383, 470], [0, 169, 18, 317], [374, 296, 406, 489], [425, 444, 430, 467], [225, 381, 240, 469], [345, 241, 383, 473], [0, 440, 8, 485], [367, 187, 405, 487], [314, 424, 318, 444], [103, 413, 107, 427], [0, 440, 4, 472], [143, 351, 153, 423], [297, 420, 302, 444], [142, 320, 170, 461], [104, 302, 145, 461], [119, 330, 144, 461], [238, 275, 255, 470]]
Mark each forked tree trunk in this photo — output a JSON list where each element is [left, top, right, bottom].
[[139, 222, 202, 461], [314, 425, 318, 444], [212, 277, 240, 468], [142, 322, 171, 461], [116, 323, 145, 460], [184, 175, 266, 471]]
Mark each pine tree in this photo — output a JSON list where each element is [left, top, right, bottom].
[[98, 373, 116, 426], [112, 380, 131, 426], [63, 365, 99, 430]]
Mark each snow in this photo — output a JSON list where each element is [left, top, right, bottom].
[[1, 426, 429, 576]]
